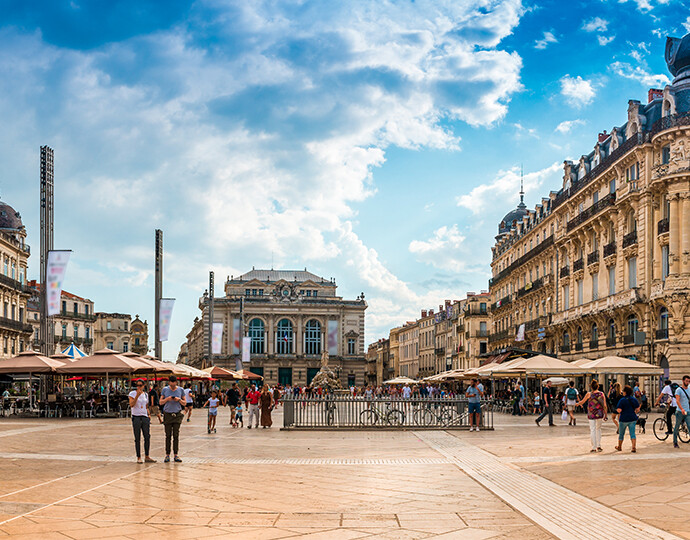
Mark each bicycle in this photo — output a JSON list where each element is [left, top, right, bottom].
[[412, 401, 452, 426], [653, 416, 690, 443], [360, 401, 405, 426]]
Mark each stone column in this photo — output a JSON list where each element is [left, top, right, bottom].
[[669, 195, 681, 275], [295, 316, 303, 356], [267, 316, 274, 355], [682, 194, 690, 275], [652, 197, 661, 281]]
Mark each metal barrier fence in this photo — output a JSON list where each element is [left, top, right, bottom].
[[282, 396, 493, 430]]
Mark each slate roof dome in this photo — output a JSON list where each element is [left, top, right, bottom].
[[666, 32, 690, 83], [498, 199, 527, 235], [0, 201, 24, 230]]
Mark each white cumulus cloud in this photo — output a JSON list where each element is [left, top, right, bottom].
[[611, 61, 670, 87], [560, 75, 596, 107], [534, 31, 557, 49], [582, 17, 609, 32], [598, 35, 616, 46], [555, 119, 585, 134]]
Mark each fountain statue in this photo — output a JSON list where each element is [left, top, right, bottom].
[[309, 349, 342, 390]]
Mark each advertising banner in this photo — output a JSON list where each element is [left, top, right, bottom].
[[46, 250, 71, 316], [212, 322, 223, 355], [515, 323, 525, 342], [242, 336, 251, 363], [232, 319, 241, 354], [158, 298, 175, 342], [327, 320, 339, 355]]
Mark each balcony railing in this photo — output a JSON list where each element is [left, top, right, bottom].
[[606, 336, 616, 347], [560, 344, 571, 353], [489, 329, 510, 344], [622, 230, 638, 248], [0, 316, 33, 334], [465, 306, 488, 316], [0, 273, 29, 294], [573, 258, 584, 272], [589, 339, 599, 349], [657, 218, 669, 235], [517, 277, 544, 299], [435, 347, 445, 355], [575, 342, 583, 351], [494, 295, 512, 309], [623, 334, 635, 345], [560, 266, 570, 278], [655, 328, 669, 340], [60, 310, 97, 321], [474, 330, 489, 338], [603, 242, 616, 258], [489, 235, 554, 287], [566, 193, 617, 232], [587, 251, 599, 265]]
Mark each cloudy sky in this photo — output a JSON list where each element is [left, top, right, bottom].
[[0, 0, 686, 360]]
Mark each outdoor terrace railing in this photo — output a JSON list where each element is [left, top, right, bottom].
[[573, 258, 584, 272], [516, 277, 543, 299], [282, 396, 494, 430], [587, 251, 599, 265]]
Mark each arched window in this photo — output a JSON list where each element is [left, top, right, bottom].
[[275, 319, 293, 355], [576, 326, 583, 345], [248, 318, 265, 354], [659, 307, 669, 330], [591, 323, 598, 344], [304, 319, 321, 355], [563, 331, 570, 346], [627, 314, 638, 337]]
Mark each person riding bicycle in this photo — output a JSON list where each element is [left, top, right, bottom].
[[655, 379, 677, 435]]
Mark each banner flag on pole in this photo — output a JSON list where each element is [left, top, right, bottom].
[[327, 320, 339, 355], [232, 319, 241, 354], [159, 298, 175, 342], [212, 322, 223, 355], [46, 250, 71, 316], [242, 337, 251, 363]]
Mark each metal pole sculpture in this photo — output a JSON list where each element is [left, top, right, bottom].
[[39, 146, 54, 356], [154, 229, 163, 361]]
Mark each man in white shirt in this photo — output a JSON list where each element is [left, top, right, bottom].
[[656, 379, 677, 435], [402, 384, 411, 399], [128, 381, 155, 464]]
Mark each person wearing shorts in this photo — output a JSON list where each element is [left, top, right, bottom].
[[204, 390, 220, 434], [466, 378, 483, 431], [183, 384, 195, 422]]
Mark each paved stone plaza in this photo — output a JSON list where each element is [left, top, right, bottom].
[[0, 411, 688, 539]]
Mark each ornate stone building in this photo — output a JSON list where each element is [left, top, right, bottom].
[[94, 313, 133, 352], [397, 320, 419, 378], [130, 316, 149, 355], [0, 201, 32, 358], [26, 281, 96, 355], [489, 32, 690, 381], [183, 269, 367, 387]]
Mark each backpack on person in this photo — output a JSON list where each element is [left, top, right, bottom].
[[566, 387, 577, 401]]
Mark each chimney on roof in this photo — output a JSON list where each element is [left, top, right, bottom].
[[421, 310, 427, 318], [429, 309, 434, 315], [445, 299, 451, 307], [598, 130, 608, 143], [648, 88, 663, 103]]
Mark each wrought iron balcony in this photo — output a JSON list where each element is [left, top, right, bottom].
[[489, 329, 510, 343], [489, 235, 554, 287], [589, 339, 599, 349], [0, 273, 29, 294], [655, 328, 669, 340], [559, 344, 571, 353], [606, 336, 616, 347], [60, 310, 97, 322], [623, 334, 635, 345], [435, 347, 445, 355], [474, 330, 489, 338], [0, 316, 33, 334], [573, 258, 584, 272], [566, 193, 617, 232], [575, 342, 583, 351], [622, 230, 638, 248], [517, 277, 544, 299], [657, 218, 669, 235], [603, 242, 616, 258], [560, 266, 570, 278], [587, 251, 599, 265]]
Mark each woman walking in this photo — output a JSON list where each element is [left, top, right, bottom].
[[260, 385, 274, 428], [128, 380, 156, 464], [608, 382, 622, 433], [576, 380, 607, 453], [615, 385, 640, 453]]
